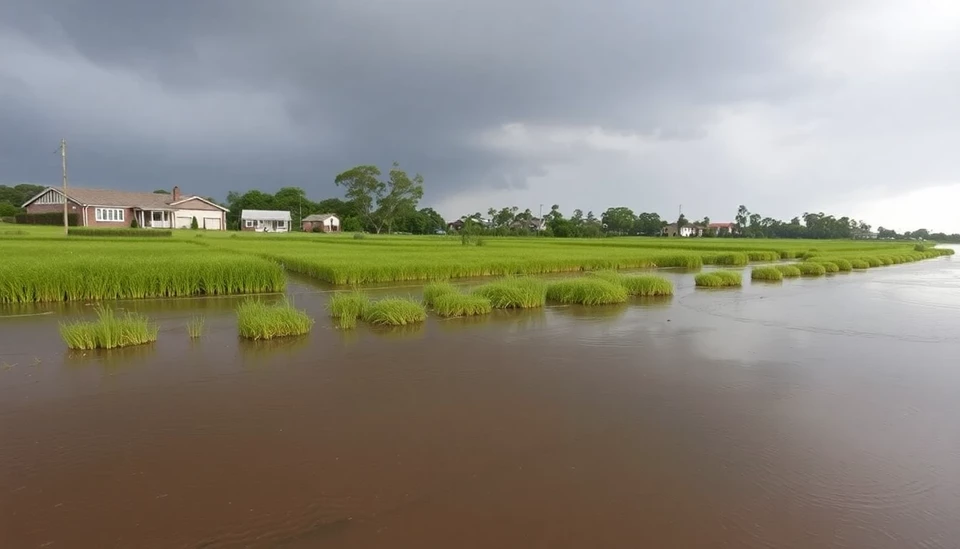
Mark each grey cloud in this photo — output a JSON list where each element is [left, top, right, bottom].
[[2, 0, 958, 226]]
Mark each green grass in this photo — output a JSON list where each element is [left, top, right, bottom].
[[695, 271, 742, 287], [862, 256, 883, 268], [422, 281, 459, 307], [546, 278, 629, 305], [237, 299, 314, 340], [472, 278, 548, 309], [589, 271, 673, 296], [432, 293, 494, 317], [362, 297, 428, 326], [750, 266, 784, 281], [849, 259, 870, 269], [60, 306, 159, 350], [812, 261, 840, 273], [70, 228, 172, 237], [796, 262, 827, 276], [328, 291, 371, 318], [774, 264, 802, 277], [186, 316, 205, 338]]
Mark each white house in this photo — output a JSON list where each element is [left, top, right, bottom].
[[241, 210, 292, 232], [662, 223, 702, 237]]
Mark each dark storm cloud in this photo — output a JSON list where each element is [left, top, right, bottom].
[[2, 0, 959, 228]]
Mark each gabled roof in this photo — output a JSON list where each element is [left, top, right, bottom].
[[708, 222, 737, 228], [22, 186, 224, 210], [170, 196, 229, 212], [302, 213, 338, 222], [241, 209, 291, 221]]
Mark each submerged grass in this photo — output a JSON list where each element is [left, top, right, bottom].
[[751, 266, 784, 281], [362, 297, 427, 326], [422, 281, 459, 307], [796, 263, 827, 276], [432, 293, 493, 317], [237, 299, 314, 340], [546, 278, 629, 305], [186, 316, 205, 338], [59, 306, 159, 350], [328, 291, 371, 318], [589, 271, 674, 296], [695, 271, 742, 288], [774, 264, 802, 277], [472, 278, 548, 309]]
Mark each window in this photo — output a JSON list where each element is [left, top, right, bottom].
[[152, 211, 164, 221], [245, 219, 254, 228], [277, 221, 286, 228], [95, 208, 124, 222]]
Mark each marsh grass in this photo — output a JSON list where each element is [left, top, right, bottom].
[[812, 261, 840, 273], [590, 271, 674, 296], [186, 316, 205, 338], [796, 262, 827, 276], [422, 281, 459, 307], [432, 293, 493, 317], [472, 278, 547, 309], [362, 297, 427, 326], [850, 259, 870, 269], [546, 278, 629, 305], [862, 257, 883, 268], [774, 265, 802, 277], [59, 306, 159, 350], [237, 299, 314, 340], [695, 271, 742, 288], [328, 291, 371, 318], [750, 266, 784, 281]]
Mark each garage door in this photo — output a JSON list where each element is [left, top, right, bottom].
[[204, 217, 222, 230], [176, 217, 191, 228]]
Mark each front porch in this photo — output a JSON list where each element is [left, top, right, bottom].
[[136, 209, 175, 229]]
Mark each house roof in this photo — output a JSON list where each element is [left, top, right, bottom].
[[241, 209, 291, 221], [708, 222, 737, 228], [22, 186, 226, 211], [302, 213, 338, 222]]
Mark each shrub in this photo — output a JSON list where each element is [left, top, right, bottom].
[[546, 278, 629, 305], [328, 291, 371, 319], [353, 232, 366, 239], [191, 216, 199, 230], [15, 212, 79, 225], [130, 217, 139, 229], [70, 228, 173, 237], [312, 226, 322, 233], [472, 278, 547, 308], [60, 306, 158, 350], [589, 271, 673, 296], [751, 266, 783, 281], [432, 293, 493, 317], [774, 265, 802, 277], [796, 262, 827, 276], [423, 281, 459, 307], [849, 259, 869, 269], [695, 272, 741, 288], [237, 299, 314, 340], [187, 316, 205, 339], [362, 297, 427, 326]]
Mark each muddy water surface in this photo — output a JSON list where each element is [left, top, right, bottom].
[[2, 257, 960, 548]]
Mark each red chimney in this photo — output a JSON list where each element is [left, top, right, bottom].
[[172, 186, 180, 201]]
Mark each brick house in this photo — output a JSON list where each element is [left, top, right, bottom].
[[301, 213, 340, 232], [22, 186, 227, 229]]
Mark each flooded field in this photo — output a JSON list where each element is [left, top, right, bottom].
[[2, 254, 960, 548]]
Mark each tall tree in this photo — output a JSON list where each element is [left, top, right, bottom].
[[334, 165, 384, 232], [376, 162, 425, 234], [601, 207, 636, 235]]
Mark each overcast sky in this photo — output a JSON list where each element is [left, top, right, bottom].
[[3, 1, 960, 232]]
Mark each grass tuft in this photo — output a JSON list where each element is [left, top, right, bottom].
[[751, 266, 784, 281], [328, 291, 371, 318], [187, 316, 205, 338], [432, 293, 493, 317], [546, 278, 629, 305], [795, 262, 827, 276], [472, 278, 547, 309], [237, 299, 314, 340], [695, 271, 742, 288], [422, 281, 459, 307], [849, 259, 870, 269], [774, 264, 802, 277], [60, 306, 159, 350], [589, 271, 673, 296], [362, 297, 427, 326]]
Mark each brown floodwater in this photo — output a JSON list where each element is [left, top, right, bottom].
[[2, 255, 960, 548]]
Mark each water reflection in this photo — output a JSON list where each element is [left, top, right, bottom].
[[65, 343, 158, 370]]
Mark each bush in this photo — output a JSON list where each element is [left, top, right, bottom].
[[432, 293, 493, 317], [546, 278, 629, 305], [473, 278, 547, 309], [774, 265, 802, 277], [16, 212, 79, 225], [190, 216, 199, 230], [751, 266, 783, 281], [362, 297, 427, 326], [312, 226, 322, 233], [59, 306, 158, 350], [69, 228, 172, 237], [130, 217, 139, 229], [237, 299, 314, 340]]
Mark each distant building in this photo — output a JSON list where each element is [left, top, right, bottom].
[[241, 210, 291, 232], [708, 222, 738, 236], [661, 223, 702, 237], [302, 213, 340, 233]]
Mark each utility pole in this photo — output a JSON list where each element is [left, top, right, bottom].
[[539, 203, 543, 236], [60, 139, 69, 235]]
